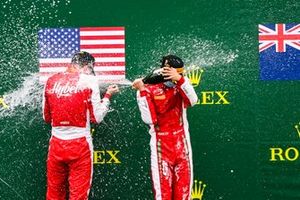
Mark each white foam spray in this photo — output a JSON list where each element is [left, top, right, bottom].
[[0, 73, 133, 118], [0, 73, 42, 118]]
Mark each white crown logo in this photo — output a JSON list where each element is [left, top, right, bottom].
[[185, 65, 204, 88], [191, 180, 206, 200]]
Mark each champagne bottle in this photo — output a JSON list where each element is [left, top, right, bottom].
[[142, 68, 166, 84]]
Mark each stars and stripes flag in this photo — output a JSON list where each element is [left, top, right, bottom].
[[38, 27, 125, 83], [259, 23, 300, 80]]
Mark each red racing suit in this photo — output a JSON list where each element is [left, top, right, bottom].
[[43, 72, 111, 200], [137, 76, 198, 200]]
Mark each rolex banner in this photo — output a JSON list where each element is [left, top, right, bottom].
[[0, 1, 300, 200]]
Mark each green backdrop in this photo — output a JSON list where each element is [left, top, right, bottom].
[[0, 0, 300, 199]]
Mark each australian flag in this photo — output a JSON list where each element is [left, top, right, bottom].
[[259, 23, 300, 80]]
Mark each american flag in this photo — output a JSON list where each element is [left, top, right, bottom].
[[38, 27, 125, 82], [259, 23, 300, 80]]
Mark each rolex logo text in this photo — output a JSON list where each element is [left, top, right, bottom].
[[93, 150, 121, 164], [270, 147, 300, 161], [197, 91, 230, 105]]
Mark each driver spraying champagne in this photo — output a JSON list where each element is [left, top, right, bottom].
[[132, 55, 198, 200], [43, 51, 119, 200]]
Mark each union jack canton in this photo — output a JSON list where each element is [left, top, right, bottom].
[[259, 23, 300, 80]]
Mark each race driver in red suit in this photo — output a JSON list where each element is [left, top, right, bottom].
[[132, 55, 198, 200], [43, 51, 119, 200]]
